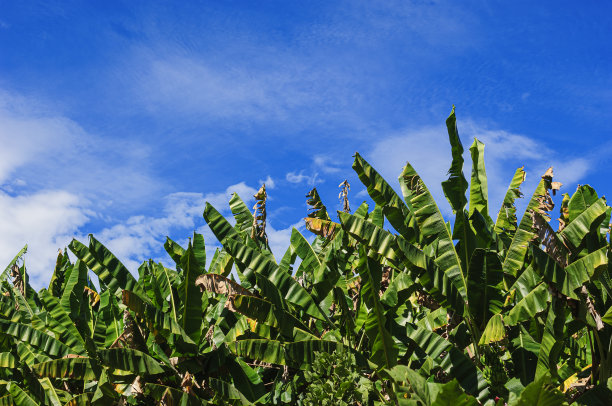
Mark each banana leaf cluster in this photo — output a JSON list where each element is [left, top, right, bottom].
[[1, 108, 612, 405]]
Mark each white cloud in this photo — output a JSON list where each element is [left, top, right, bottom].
[[368, 120, 598, 219], [0, 190, 90, 287], [259, 175, 276, 189], [95, 182, 258, 272]]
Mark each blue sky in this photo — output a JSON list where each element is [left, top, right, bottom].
[[1, 1, 611, 287]]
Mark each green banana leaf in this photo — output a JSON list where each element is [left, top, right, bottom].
[[37, 377, 62, 406], [203, 203, 239, 243], [229, 192, 254, 234], [478, 314, 506, 345], [0, 319, 73, 358], [508, 374, 567, 405], [468, 138, 493, 226], [7, 382, 39, 406], [494, 167, 526, 245], [98, 348, 165, 375], [559, 197, 607, 249], [179, 240, 205, 344], [222, 238, 328, 322], [164, 237, 185, 267], [357, 250, 398, 368], [39, 290, 87, 356], [399, 162, 468, 307], [504, 283, 550, 326], [353, 152, 416, 241], [502, 169, 554, 279], [466, 248, 504, 329], [535, 298, 566, 381], [231, 339, 285, 365], [69, 236, 139, 297], [405, 325, 489, 400], [32, 357, 96, 380], [532, 245, 607, 299], [92, 290, 122, 348], [63, 393, 92, 406]]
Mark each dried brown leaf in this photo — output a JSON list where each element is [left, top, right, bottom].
[[195, 273, 253, 297], [580, 286, 604, 331], [531, 210, 569, 267]]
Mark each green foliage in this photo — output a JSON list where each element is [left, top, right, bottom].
[[299, 349, 373, 406], [2, 107, 612, 405]]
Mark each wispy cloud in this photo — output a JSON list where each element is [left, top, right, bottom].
[[0, 90, 161, 211], [0, 89, 161, 284], [285, 171, 321, 186], [313, 154, 341, 174]]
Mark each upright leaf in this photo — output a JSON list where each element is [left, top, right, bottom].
[[469, 138, 493, 225], [441, 106, 468, 216], [494, 167, 526, 245], [466, 249, 504, 329], [357, 249, 398, 368], [502, 168, 555, 279], [399, 162, 468, 308], [179, 242, 204, 343]]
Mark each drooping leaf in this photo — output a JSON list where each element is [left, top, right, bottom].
[[195, 273, 253, 297], [0, 245, 27, 283], [38, 377, 62, 406], [406, 325, 490, 400], [122, 290, 196, 351], [0, 319, 73, 358], [478, 314, 506, 345], [163, 237, 185, 266], [532, 245, 607, 299], [231, 339, 286, 366], [504, 283, 550, 326], [63, 393, 93, 406], [7, 382, 39, 406], [98, 348, 165, 375], [353, 152, 416, 241], [32, 357, 96, 381], [223, 238, 328, 322], [559, 197, 607, 249], [568, 185, 599, 223]]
